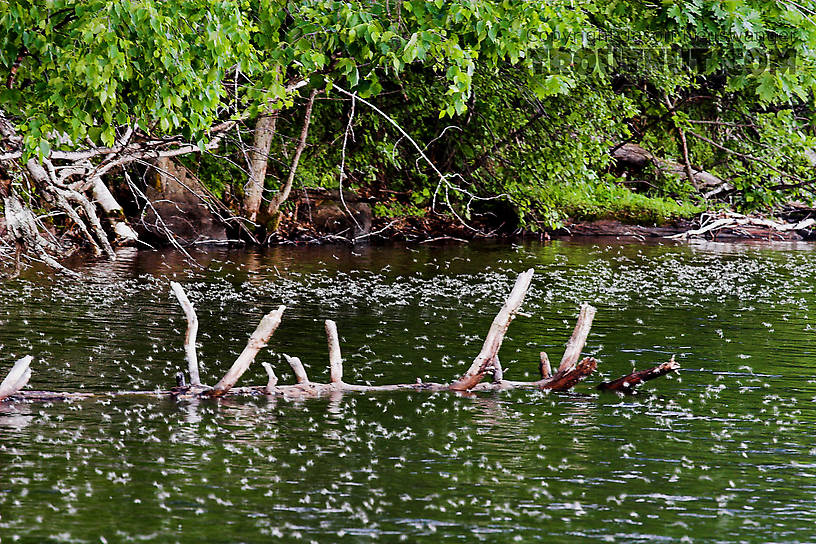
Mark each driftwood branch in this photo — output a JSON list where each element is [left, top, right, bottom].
[[558, 303, 597, 371], [2, 271, 679, 403], [449, 268, 534, 390], [539, 352, 551, 379], [0, 356, 33, 400], [208, 306, 286, 396], [170, 281, 201, 386], [283, 354, 309, 384], [668, 212, 816, 240], [325, 320, 343, 383], [598, 357, 680, 393], [261, 362, 278, 394]]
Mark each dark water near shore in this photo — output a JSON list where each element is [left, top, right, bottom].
[[2, 239, 816, 543]]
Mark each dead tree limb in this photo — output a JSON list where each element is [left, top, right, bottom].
[[170, 281, 201, 386], [449, 268, 534, 390], [325, 319, 343, 383], [283, 354, 310, 384], [2, 272, 679, 404], [597, 357, 680, 393], [208, 305, 286, 396], [558, 303, 597, 371], [0, 356, 33, 400], [262, 362, 278, 394], [539, 352, 551, 379]]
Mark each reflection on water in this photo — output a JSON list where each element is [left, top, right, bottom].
[[2, 240, 816, 542]]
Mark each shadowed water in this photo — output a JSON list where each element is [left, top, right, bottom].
[[1, 240, 816, 543]]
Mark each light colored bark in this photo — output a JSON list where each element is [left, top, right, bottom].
[[325, 319, 343, 383], [262, 362, 278, 394], [170, 281, 201, 386], [267, 89, 319, 217], [244, 113, 278, 222], [539, 351, 551, 378], [449, 268, 534, 390], [91, 177, 138, 243], [209, 306, 286, 396], [283, 354, 309, 384], [557, 303, 596, 372], [0, 356, 32, 400]]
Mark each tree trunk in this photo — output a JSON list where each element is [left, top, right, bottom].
[[266, 89, 319, 219], [244, 113, 278, 223]]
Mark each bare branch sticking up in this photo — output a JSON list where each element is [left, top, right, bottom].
[[170, 281, 201, 386], [325, 320, 343, 383], [558, 303, 597, 372], [450, 268, 534, 390], [539, 352, 551, 379], [283, 354, 309, 384], [261, 362, 278, 394], [0, 356, 33, 400], [209, 306, 285, 396]]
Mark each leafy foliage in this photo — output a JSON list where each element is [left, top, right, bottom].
[[3, 0, 816, 232]]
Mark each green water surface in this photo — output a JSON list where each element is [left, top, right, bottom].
[[1, 240, 815, 543]]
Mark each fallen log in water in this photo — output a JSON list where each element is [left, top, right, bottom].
[[668, 211, 816, 241], [1, 269, 678, 402]]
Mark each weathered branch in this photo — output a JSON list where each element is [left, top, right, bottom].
[[598, 357, 680, 393], [539, 351, 551, 379], [170, 281, 201, 386], [208, 305, 286, 396], [325, 319, 343, 383], [283, 354, 310, 384], [0, 356, 33, 400], [668, 212, 816, 240], [558, 303, 596, 372], [91, 177, 138, 243], [490, 355, 503, 383], [449, 268, 534, 390], [3, 271, 677, 404], [530, 356, 598, 391], [261, 362, 278, 394]]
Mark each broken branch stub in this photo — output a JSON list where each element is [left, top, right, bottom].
[[597, 357, 680, 393], [450, 268, 534, 390], [283, 354, 310, 384], [532, 356, 598, 391], [539, 352, 552, 379], [261, 362, 278, 394], [325, 320, 343, 383], [208, 305, 285, 397], [170, 281, 201, 386], [0, 355, 33, 400]]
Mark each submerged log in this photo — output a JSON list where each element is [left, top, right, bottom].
[[597, 357, 680, 393], [2, 272, 678, 403]]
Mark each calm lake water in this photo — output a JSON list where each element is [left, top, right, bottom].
[[2, 239, 816, 543]]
